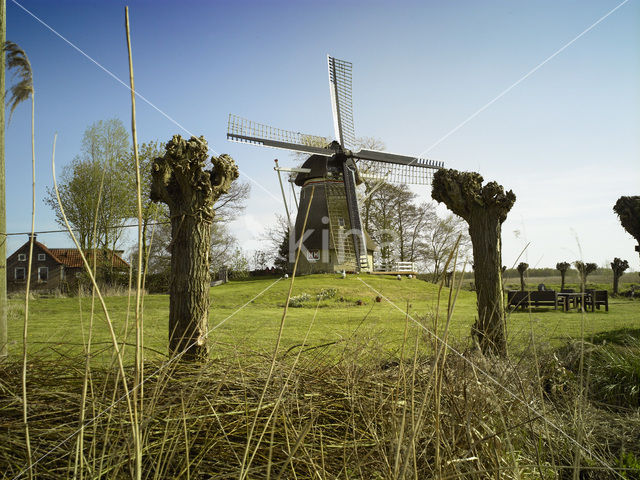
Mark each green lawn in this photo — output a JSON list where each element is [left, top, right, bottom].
[[7, 274, 639, 364]]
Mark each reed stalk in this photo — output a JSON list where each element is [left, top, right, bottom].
[[125, 7, 144, 479]]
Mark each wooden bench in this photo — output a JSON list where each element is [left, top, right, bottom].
[[507, 291, 530, 310], [584, 290, 609, 312], [507, 290, 559, 310], [529, 290, 559, 309]]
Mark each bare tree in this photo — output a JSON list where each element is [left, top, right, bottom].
[[262, 214, 291, 271], [134, 140, 166, 273], [151, 135, 238, 360], [365, 182, 416, 265], [401, 202, 433, 263], [610, 257, 629, 296], [209, 222, 239, 273], [418, 211, 469, 283], [432, 169, 515, 356], [212, 180, 250, 223]]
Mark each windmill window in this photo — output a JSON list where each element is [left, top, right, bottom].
[[38, 254, 46, 261], [338, 217, 345, 227], [15, 267, 25, 281], [38, 267, 48, 283], [18, 254, 26, 261]]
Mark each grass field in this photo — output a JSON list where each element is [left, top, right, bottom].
[[7, 273, 639, 364]]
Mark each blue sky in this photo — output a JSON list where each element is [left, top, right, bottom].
[[5, 0, 640, 269]]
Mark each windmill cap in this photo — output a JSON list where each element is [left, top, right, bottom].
[[294, 155, 344, 186]]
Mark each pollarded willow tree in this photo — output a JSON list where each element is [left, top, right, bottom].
[[556, 262, 570, 292], [151, 135, 238, 360], [610, 257, 629, 296], [613, 196, 640, 261], [517, 262, 528, 292], [574, 261, 597, 293], [432, 169, 516, 356]]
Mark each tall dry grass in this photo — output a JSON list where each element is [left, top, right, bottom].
[[2, 326, 639, 479]]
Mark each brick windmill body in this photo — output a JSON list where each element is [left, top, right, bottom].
[[292, 150, 376, 273]]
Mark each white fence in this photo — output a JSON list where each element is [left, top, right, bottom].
[[375, 261, 416, 272]]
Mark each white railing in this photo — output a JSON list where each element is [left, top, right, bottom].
[[396, 262, 415, 272], [375, 261, 416, 272]]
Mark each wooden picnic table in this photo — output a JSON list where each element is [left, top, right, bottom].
[[557, 292, 591, 311]]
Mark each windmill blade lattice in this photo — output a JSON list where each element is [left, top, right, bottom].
[[328, 56, 355, 150], [227, 114, 332, 156], [357, 160, 438, 185], [355, 150, 443, 185]]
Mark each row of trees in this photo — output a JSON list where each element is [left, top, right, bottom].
[[556, 260, 630, 294], [512, 258, 631, 295]]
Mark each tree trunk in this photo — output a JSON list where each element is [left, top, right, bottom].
[[613, 273, 619, 296], [560, 271, 566, 292], [150, 135, 238, 361], [168, 214, 211, 359], [468, 214, 507, 356], [519, 273, 525, 292]]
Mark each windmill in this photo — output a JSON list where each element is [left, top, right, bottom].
[[227, 56, 444, 273]]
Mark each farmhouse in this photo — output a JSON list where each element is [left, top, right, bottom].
[[6, 236, 129, 292]]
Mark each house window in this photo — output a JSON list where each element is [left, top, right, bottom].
[[15, 267, 25, 281], [38, 267, 48, 283], [38, 253, 46, 261], [18, 253, 26, 261]]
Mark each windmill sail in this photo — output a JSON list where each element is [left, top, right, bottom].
[[354, 149, 443, 185], [227, 114, 333, 156], [328, 56, 355, 150]]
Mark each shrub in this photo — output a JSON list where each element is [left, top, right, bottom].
[[316, 288, 336, 301], [288, 293, 311, 307], [145, 271, 170, 294]]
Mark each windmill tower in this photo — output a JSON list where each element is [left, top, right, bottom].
[[228, 56, 444, 273]]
